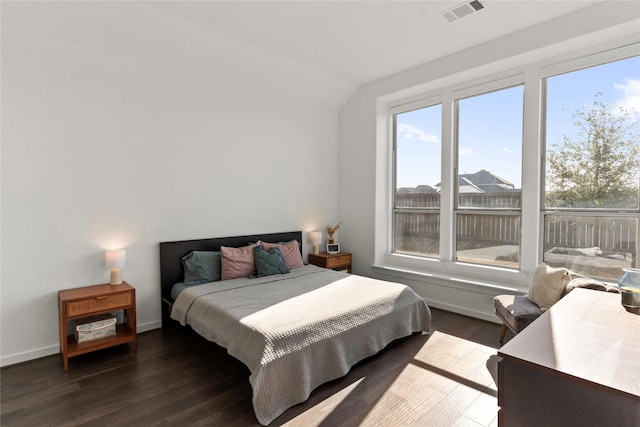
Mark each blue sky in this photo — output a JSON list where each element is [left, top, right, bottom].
[[396, 55, 640, 189]]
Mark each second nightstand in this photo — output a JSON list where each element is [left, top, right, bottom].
[[308, 252, 352, 273]]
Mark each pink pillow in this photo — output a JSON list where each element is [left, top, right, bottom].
[[220, 245, 256, 280], [260, 240, 304, 269]]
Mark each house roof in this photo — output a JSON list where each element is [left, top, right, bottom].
[[418, 169, 517, 194], [397, 185, 437, 194], [460, 170, 514, 187]]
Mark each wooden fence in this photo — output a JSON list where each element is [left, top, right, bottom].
[[544, 215, 636, 252], [395, 193, 637, 254], [396, 192, 521, 209]]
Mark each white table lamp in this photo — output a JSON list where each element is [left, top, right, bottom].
[[309, 232, 322, 255], [105, 249, 126, 285]]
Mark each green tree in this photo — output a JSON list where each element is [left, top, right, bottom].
[[547, 93, 640, 208]]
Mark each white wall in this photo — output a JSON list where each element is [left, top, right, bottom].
[[338, 2, 640, 321], [0, 2, 354, 365]]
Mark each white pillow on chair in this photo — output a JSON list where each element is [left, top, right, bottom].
[[527, 264, 572, 311]]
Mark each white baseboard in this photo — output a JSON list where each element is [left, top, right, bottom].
[[426, 299, 502, 324], [139, 320, 161, 333], [0, 320, 162, 368], [0, 344, 60, 368], [371, 265, 507, 325]]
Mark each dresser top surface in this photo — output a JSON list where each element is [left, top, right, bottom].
[[498, 288, 640, 397]]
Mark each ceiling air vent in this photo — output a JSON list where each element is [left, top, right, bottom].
[[441, 0, 484, 23]]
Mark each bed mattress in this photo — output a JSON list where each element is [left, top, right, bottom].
[[171, 264, 431, 425]]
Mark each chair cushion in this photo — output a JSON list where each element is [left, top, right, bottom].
[[494, 294, 544, 334], [527, 264, 572, 310]]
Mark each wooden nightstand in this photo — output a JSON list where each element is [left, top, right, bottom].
[[308, 252, 352, 273], [58, 282, 137, 371]]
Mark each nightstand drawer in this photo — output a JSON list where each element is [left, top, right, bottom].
[[325, 254, 351, 269], [67, 292, 133, 317], [308, 252, 352, 273]]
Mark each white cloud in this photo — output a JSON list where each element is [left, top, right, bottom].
[[397, 123, 440, 144], [614, 78, 640, 119], [504, 147, 516, 154], [459, 147, 473, 156]]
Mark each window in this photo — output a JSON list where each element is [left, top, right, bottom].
[[393, 103, 442, 258], [383, 44, 639, 287], [543, 56, 640, 280], [455, 86, 523, 268]]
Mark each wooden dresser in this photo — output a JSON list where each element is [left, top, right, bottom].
[[497, 288, 640, 426]]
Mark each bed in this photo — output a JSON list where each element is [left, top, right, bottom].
[[159, 231, 431, 425]]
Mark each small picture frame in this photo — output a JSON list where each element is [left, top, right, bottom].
[[327, 243, 340, 254]]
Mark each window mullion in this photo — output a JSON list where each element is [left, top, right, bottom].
[[439, 92, 455, 262], [520, 69, 543, 272]]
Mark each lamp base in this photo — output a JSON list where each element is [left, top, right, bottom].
[[312, 244, 319, 255], [110, 268, 122, 285]]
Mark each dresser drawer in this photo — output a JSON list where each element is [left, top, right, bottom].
[[66, 292, 133, 317], [325, 254, 351, 269]]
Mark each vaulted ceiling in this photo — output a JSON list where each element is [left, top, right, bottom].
[[4, 1, 631, 111], [145, 1, 605, 86]]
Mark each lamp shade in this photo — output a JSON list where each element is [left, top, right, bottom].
[[105, 249, 126, 268], [309, 231, 321, 255], [309, 232, 321, 245]]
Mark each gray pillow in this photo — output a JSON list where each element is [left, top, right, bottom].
[[253, 246, 289, 277], [181, 251, 221, 285]]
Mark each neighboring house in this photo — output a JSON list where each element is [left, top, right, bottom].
[[456, 176, 484, 193], [397, 184, 437, 194], [405, 169, 518, 194], [458, 170, 516, 193]]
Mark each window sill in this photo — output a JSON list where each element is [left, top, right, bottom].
[[375, 252, 530, 294]]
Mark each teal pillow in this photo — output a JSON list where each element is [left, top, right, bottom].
[[181, 251, 221, 285], [253, 246, 289, 277]]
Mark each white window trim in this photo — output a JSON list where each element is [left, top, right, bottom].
[[452, 80, 525, 273], [391, 97, 442, 257], [375, 40, 640, 292]]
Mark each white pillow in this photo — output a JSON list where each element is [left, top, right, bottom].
[[527, 264, 572, 310]]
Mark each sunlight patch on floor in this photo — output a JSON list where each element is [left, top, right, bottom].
[[283, 331, 498, 427], [283, 378, 365, 426]]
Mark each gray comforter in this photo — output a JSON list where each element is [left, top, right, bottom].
[[171, 264, 431, 425]]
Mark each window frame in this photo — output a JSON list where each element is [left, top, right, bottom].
[[378, 42, 640, 290], [391, 96, 442, 258], [452, 80, 525, 268], [539, 52, 640, 279]]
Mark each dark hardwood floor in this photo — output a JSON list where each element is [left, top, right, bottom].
[[1, 308, 503, 427]]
